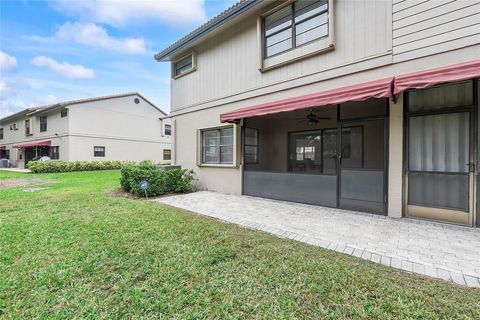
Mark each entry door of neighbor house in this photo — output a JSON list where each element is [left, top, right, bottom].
[[405, 81, 476, 226], [338, 118, 387, 215]]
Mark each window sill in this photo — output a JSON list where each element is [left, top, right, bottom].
[[198, 163, 238, 168], [261, 37, 334, 72], [172, 67, 197, 80]]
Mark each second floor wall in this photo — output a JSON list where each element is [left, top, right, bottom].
[[68, 95, 170, 143], [0, 95, 171, 145], [169, 0, 480, 112], [0, 108, 69, 144]]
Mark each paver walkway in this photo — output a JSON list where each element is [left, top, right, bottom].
[[0, 168, 31, 173], [155, 191, 480, 288]]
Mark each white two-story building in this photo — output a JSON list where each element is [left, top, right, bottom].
[[0, 93, 171, 168], [155, 0, 480, 227]]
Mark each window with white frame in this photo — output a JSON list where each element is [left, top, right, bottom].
[[40, 115, 47, 132], [164, 124, 171, 136], [201, 127, 234, 164], [264, 0, 329, 58], [94, 146, 105, 157], [0, 128, 3, 140], [25, 119, 31, 135], [173, 53, 195, 77]]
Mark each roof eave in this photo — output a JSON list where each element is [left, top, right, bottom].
[[154, 0, 263, 62]]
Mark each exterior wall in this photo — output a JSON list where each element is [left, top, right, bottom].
[[171, 0, 393, 111], [0, 109, 69, 146], [0, 94, 171, 167], [68, 95, 171, 163], [0, 109, 70, 167], [67, 136, 168, 162], [172, 46, 480, 202], [167, 0, 480, 216], [388, 93, 404, 218], [68, 96, 166, 141], [392, 0, 480, 62], [173, 107, 242, 194]]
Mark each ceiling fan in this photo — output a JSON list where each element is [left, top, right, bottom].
[[296, 108, 331, 125]]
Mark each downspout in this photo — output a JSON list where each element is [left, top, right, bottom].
[[172, 118, 177, 165]]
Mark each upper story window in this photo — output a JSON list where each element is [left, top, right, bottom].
[[0, 128, 3, 140], [201, 127, 234, 165], [164, 124, 171, 136], [40, 115, 47, 132], [173, 53, 196, 78], [25, 119, 31, 136], [61, 109, 68, 117], [264, 0, 329, 58], [10, 123, 18, 131]]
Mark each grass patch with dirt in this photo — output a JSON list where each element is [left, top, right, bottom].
[[0, 170, 479, 319]]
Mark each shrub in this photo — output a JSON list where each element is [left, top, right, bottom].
[[27, 160, 129, 173], [120, 161, 196, 197]]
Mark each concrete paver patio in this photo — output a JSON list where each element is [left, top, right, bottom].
[[155, 191, 480, 288]]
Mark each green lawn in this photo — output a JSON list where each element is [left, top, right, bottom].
[[0, 170, 479, 319]]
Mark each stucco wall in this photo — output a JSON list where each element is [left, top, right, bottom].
[[67, 136, 169, 163], [1, 94, 170, 167]]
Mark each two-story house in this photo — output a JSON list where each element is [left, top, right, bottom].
[[155, 0, 480, 227], [0, 93, 172, 168]]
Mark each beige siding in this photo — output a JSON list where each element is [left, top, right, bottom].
[[171, 0, 393, 111], [172, 46, 480, 197], [392, 0, 480, 62]]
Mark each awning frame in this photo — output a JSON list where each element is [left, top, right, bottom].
[[12, 140, 52, 148], [220, 59, 480, 123]]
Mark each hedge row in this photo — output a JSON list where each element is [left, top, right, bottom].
[[27, 160, 129, 173], [120, 161, 195, 197]]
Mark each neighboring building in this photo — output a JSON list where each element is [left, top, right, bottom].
[[0, 93, 171, 168], [155, 0, 480, 227]]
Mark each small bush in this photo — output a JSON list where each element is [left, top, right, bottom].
[[27, 160, 129, 173], [120, 161, 196, 196]]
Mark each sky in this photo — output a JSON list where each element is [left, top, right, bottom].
[[0, 0, 237, 117]]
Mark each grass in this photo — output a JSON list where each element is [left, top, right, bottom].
[[0, 170, 479, 319]]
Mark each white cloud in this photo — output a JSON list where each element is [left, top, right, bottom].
[[0, 100, 33, 118], [51, 0, 207, 27], [0, 78, 30, 98], [56, 22, 146, 54], [36, 94, 58, 105], [0, 51, 17, 71], [31, 56, 95, 79]]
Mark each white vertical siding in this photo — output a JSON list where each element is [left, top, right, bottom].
[[392, 0, 480, 62]]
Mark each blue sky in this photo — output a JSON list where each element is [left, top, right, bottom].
[[0, 0, 236, 117]]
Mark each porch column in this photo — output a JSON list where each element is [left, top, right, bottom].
[[388, 93, 404, 218]]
